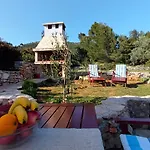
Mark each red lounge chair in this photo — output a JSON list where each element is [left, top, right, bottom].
[[88, 64, 106, 85], [111, 64, 127, 87]]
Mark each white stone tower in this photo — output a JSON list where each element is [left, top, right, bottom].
[[43, 22, 66, 38], [33, 22, 68, 77]]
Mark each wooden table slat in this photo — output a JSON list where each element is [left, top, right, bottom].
[[81, 104, 98, 128], [43, 106, 66, 128], [39, 103, 83, 107], [38, 105, 44, 110], [39, 106, 51, 116], [1, 103, 98, 128], [39, 106, 59, 128], [68, 106, 83, 128], [55, 106, 74, 128]]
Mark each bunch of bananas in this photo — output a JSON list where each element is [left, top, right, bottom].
[[8, 97, 39, 124]]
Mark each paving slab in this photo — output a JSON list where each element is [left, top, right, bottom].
[[0, 128, 104, 150]]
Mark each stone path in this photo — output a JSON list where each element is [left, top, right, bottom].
[[0, 82, 22, 102], [0, 78, 48, 103]]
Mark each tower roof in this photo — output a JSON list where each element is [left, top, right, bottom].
[[43, 22, 66, 28], [33, 35, 67, 51]]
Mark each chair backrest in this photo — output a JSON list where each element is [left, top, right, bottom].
[[89, 64, 99, 77], [115, 64, 127, 78], [120, 134, 150, 150]]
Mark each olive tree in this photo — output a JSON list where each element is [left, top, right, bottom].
[[130, 36, 150, 65]]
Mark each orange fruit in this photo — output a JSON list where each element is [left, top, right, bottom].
[[0, 114, 18, 136]]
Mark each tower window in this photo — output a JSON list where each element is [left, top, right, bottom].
[[48, 25, 52, 29], [56, 24, 59, 28], [63, 24, 65, 31]]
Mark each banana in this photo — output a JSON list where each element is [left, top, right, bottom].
[[30, 100, 39, 111], [8, 97, 31, 114], [12, 105, 28, 124]]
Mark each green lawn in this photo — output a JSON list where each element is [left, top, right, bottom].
[[37, 79, 150, 105]]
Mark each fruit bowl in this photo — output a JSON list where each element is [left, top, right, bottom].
[[0, 101, 41, 149], [0, 121, 38, 149]]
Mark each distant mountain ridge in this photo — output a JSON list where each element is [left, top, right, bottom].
[[20, 41, 79, 49]]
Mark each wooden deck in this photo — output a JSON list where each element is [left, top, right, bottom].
[[38, 103, 98, 128]]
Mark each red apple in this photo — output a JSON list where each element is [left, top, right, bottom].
[[0, 135, 16, 145], [17, 123, 27, 129], [26, 111, 41, 126]]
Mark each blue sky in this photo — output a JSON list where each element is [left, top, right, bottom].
[[0, 0, 150, 46]]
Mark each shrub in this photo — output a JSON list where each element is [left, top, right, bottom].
[[145, 60, 150, 67], [45, 96, 106, 105], [100, 62, 115, 71], [22, 80, 38, 98], [46, 96, 62, 103]]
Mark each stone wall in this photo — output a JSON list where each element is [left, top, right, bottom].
[[20, 62, 35, 79], [127, 65, 150, 71]]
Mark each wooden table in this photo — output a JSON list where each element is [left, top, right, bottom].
[[89, 77, 106, 86], [38, 103, 98, 128], [0, 103, 104, 150]]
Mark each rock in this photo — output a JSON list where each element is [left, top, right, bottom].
[[96, 95, 150, 119], [128, 100, 149, 118]]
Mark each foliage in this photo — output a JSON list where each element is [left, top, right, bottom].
[[79, 22, 116, 63], [45, 96, 104, 105], [68, 42, 88, 67], [0, 39, 21, 70], [114, 36, 133, 64], [130, 36, 150, 65], [21, 48, 35, 62], [100, 62, 115, 70], [45, 96, 62, 103], [17, 42, 38, 62], [19, 42, 38, 49], [145, 60, 150, 67], [22, 80, 38, 98]]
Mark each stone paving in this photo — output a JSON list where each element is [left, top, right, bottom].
[[95, 95, 150, 119], [0, 78, 48, 103]]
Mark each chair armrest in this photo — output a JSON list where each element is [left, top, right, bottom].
[[88, 71, 91, 78], [112, 71, 115, 77], [115, 118, 150, 125], [115, 118, 150, 134]]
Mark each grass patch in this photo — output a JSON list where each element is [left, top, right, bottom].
[[45, 96, 105, 105], [37, 79, 150, 104]]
